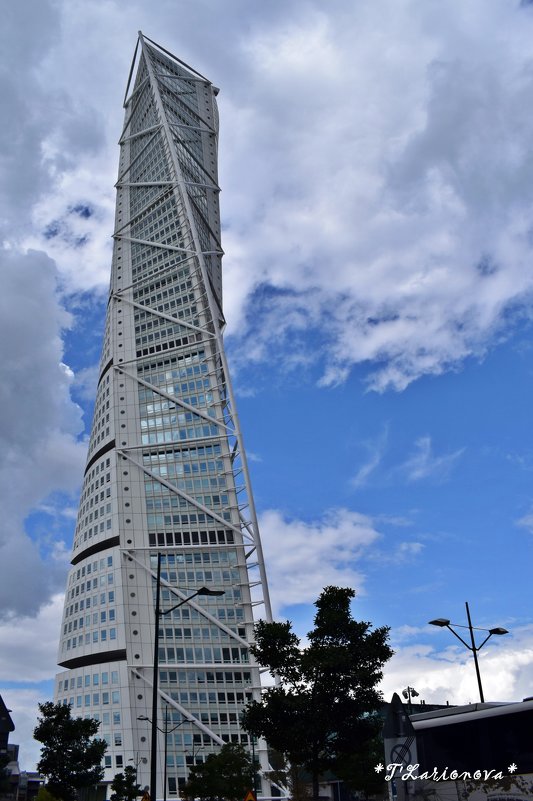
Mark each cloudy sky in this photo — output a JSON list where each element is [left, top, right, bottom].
[[3, 0, 533, 769]]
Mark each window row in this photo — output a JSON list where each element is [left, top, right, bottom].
[[70, 556, 113, 584], [168, 690, 250, 705], [146, 512, 234, 532], [65, 591, 115, 618], [67, 572, 114, 600], [141, 423, 218, 445], [59, 671, 120, 691], [64, 607, 116, 633], [145, 478, 227, 495], [159, 569, 238, 585], [61, 689, 120, 706], [147, 528, 235, 545], [157, 624, 241, 642], [157, 646, 249, 664], [64, 628, 117, 650], [132, 266, 191, 300], [159, 670, 252, 686]]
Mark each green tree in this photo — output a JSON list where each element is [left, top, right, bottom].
[[35, 786, 61, 801], [241, 586, 393, 801], [182, 743, 257, 801], [34, 701, 107, 801], [266, 751, 310, 801], [110, 765, 141, 801], [0, 752, 11, 794], [334, 733, 387, 798]]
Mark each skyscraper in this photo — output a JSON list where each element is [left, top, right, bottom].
[[55, 33, 272, 799]]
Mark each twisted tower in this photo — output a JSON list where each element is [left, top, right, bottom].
[[55, 33, 272, 799]]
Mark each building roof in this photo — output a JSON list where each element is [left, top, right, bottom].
[[0, 695, 15, 734]]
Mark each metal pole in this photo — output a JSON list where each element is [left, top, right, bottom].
[[252, 737, 257, 797], [163, 704, 168, 801], [465, 602, 484, 703], [150, 553, 162, 800]]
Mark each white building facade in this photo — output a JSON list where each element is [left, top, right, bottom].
[[54, 33, 272, 800]]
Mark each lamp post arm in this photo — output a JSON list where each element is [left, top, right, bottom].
[[161, 591, 200, 616], [152, 720, 186, 735], [446, 625, 472, 651], [162, 720, 187, 736], [475, 632, 494, 651]]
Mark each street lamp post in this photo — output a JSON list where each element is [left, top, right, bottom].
[[128, 754, 147, 783], [429, 601, 508, 703], [139, 706, 184, 801], [149, 552, 225, 801], [401, 686, 419, 713]]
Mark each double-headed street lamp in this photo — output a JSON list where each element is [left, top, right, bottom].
[[402, 686, 419, 713], [149, 552, 225, 801], [429, 601, 508, 703]]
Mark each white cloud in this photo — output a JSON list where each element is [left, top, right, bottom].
[[3, 1, 533, 394], [73, 363, 100, 403], [396, 541, 425, 558], [219, 1, 533, 391], [398, 436, 465, 482], [516, 511, 533, 533], [0, 248, 86, 617], [0, 595, 63, 684], [0, 687, 48, 773], [259, 507, 381, 615], [0, 594, 65, 769], [351, 426, 389, 488]]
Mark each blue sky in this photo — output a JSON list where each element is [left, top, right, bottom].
[[2, 0, 533, 770]]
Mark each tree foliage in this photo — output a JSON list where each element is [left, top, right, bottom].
[[36, 787, 61, 801], [110, 766, 142, 801], [241, 587, 393, 801], [34, 702, 106, 801], [182, 743, 257, 801], [0, 752, 11, 794]]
